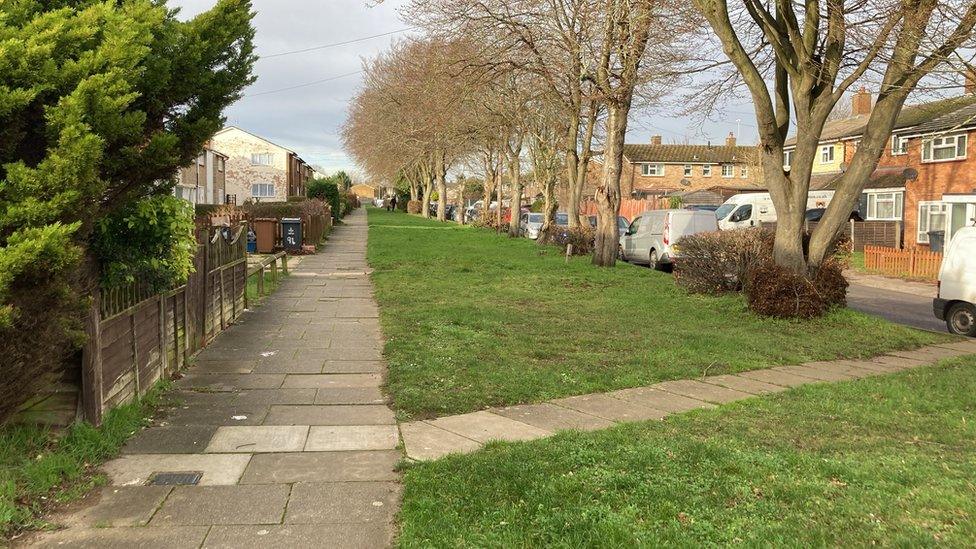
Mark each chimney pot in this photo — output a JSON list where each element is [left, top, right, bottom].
[[852, 87, 872, 116], [725, 132, 737, 147], [651, 135, 662, 145]]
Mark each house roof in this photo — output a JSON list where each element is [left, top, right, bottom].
[[809, 166, 916, 191], [785, 95, 976, 145], [623, 144, 758, 164], [214, 126, 310, 165], [911, 101, 976, 134]]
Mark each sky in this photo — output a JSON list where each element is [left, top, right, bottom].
[[172, 0, 760, 176]]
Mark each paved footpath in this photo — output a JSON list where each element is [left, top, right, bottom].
[[402, 339, 976, 461], [27, 208, 400, 548]]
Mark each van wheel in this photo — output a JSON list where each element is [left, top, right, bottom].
[[649, 249, 660, 270], [946, 303, 976, 337]]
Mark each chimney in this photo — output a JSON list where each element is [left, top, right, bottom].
[[725, 132, 736, 148], [852, 86, 872, 116], [650, 135, 662, 145], [964, 69, 976, 95]]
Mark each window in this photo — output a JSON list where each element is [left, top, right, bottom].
[[683, 165, 692, 177], [866, 192, 903, 221], [251, 183, 275, 198], [784, 149, 794, 169], [641, 163, 664, 176], [251, 153, 274, 166], [820, 145, 835, 164], [721, 165, 734, 178], [731, 204, 753, 222], [740, 166, 749, 178], [918, 201, 949, 243], [217, 158, 224, 172], [891, 135, 908, 155], [702, 164, 712, 177], [197, 154, 205, 166], [922, 134, 967, 162]]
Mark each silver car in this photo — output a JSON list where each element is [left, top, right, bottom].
[[519, 212, 545, 239]]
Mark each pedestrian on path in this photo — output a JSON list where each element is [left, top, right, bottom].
[[389, 195, 398, 212]]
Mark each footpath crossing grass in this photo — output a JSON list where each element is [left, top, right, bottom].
[[366, 208, 945, 420], [398, 358, 976, 547]]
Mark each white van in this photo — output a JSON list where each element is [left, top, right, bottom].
[[934, 226, 976, 336], [716, 191, 835, 230], [619, 209, 718, 269]]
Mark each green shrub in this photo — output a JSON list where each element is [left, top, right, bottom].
[[93, 196, 197, 291], [529, 199, 545, 213], [242, 201, 305, 219], [308, 178, 341, 221], [340, 192, 360, 216]]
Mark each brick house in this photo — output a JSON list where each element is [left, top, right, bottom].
[[619, 133, 764, 205], [785, 87, 976, 248], [174, 146, 228, 205], [211, 126, 312, 203]]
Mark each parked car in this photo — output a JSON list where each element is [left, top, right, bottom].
[[619, 209, 719, 269], [520, 212, 545, 239], [934, 226, 976, 336], [804, 208, 864, 222], [584, 215, 630, 238]]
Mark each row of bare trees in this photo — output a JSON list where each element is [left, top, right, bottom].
[[348, 0, 976, 276]]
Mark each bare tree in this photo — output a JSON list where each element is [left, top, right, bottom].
[[694, 0, 976, 273]]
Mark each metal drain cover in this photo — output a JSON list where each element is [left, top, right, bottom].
[[147, 472, 203, 486]]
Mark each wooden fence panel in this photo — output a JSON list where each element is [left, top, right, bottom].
[[864, 245, 942, 280], [759, 220, 902, 252]]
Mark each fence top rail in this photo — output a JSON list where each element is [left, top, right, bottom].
[[210, 224, 246, 245], [247, 252, 287, 277]]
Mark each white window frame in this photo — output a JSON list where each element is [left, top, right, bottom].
[[820, 145, 835, 164], [891, 135, 908, 155], [683, 165, 692, 177], [251, 183, 275, 198], [641, 163, 665, 177], [721, 164, 734, 178], [251, 153, 274, 166], [217, 158, 224, 172], [865, 191, 903, 221], [784, 149, 794, 169], [917, 201, 949, 244], [702, 164, 712, 177], [921, 134, 967, 163]]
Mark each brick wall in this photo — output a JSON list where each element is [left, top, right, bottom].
[[212, 129, 290, 202]]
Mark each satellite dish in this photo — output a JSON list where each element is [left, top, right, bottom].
[[902, 168, 918, 180], [680, 178, 691, 187]]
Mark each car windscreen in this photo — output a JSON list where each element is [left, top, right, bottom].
[[528, 214, 544, 223], [555, 213, 569, 226], [618, 217, 628, 229], [715, 203, 737, 220]]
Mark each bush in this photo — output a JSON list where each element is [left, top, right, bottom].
[[529, 199, 545, 213], [340, 192, 360, 217], [539, 225, 594, 255], [308, 178, 341, 221], [745, 259, 848, 319], [674, 229, 774, 294], [242, 201, 305, 219], [407, 200, 423, 214]]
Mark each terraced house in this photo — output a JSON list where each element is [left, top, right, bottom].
[[620, 133, 763, 206], [785, 86, 976, 249], [212, 126, 313, 203]]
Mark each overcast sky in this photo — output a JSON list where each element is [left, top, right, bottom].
[[172, 0, 760, 176]]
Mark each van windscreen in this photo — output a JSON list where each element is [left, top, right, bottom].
[[715, 203, 737, 220]]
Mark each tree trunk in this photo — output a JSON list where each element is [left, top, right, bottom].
[[435, 153, 447, 222], [592, 103, 628, 267], [507, 147, 522, 238], [409, 181, 419, 201], [421, 178, 433, 218], [564, 113, 582, 229], [495, 170, 503, 233]]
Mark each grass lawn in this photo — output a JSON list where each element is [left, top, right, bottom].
[[0, 383, 170, 538], [366, 208, 947, 420], [245, 262, 287, 305], [398, 358, 976, 547]]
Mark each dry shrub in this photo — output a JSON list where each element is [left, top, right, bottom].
[[745, 259, 848, 319], [539, 225, 594, 255], [407, 200, 422, 214], [674, 228, 774, 294]]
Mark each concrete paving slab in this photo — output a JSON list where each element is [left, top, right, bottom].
[[203, 524, 392, 549], [890, 346, 968, 363], [775, 364, 857, 382], [869, 354, 928, 370], [159, 403, 269, 426], [227, 388, 318, 405], [426, 411, 552, 443], [736, 368, 818, 387], [101, 454, 251, 486], [205, 426, 309, 453], [304, 425, 399, 451], [27, 526, 210, 549], [252, 360, 324, 374], [121, 425, 217, 454], [492, 403, 613, 432], [151, 485, 289, 526], [193, 360, 257, 374], [653, 379, 755, 404], [609, 387, 715, 413], [400, 421, 482, 461], [321, 360, 385, 373], [55, 486, 172, 527], [932, 340, 976, 353], [550, 394, 667, 422], [700, 374, 787, 395], [805, 360, 881, 379], [178, 373, 285, 391], [282, 373, 383, 389], [314, 387, 387, 405], [240, 450, 400, 484], [284, 482, 401, 524], [264, 405, 395, 426]]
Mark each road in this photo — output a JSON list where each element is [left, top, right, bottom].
[[847, 282, 947, 333]]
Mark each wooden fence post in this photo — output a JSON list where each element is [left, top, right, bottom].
[[158, 293, 167, 381], [896, 221, 903, 249], [282, 254, 289, 275], [258, 265, 266, 296], [130, 312, 140, 400], [81, 292, 104, 425], [219, 267, 226, 330]]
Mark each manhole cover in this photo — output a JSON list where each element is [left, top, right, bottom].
[[147, 472, 203, 486]]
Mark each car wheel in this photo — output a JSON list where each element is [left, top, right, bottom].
[[946, 302, 976, 337], [649, 249, 659, 270]]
